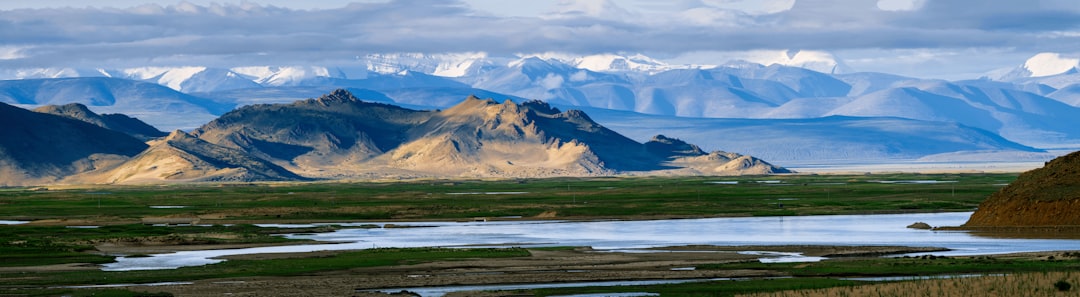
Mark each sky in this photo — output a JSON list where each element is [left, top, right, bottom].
[[1, 0, 1079, 79]]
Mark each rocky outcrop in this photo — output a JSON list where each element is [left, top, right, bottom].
[[644, 135, 792, 175], [964, 151, 1080, 227]]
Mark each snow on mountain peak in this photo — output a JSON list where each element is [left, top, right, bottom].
[[122, 67, 208, 91], [725, 50, 852, 74], [231, 66, 343, 86], [1023, 52, 1080, 77], [571, 53, 669, 73], [363, 52, 496, 77], [990, 52, 1080, 81], [515, 52, 703, 74], [2, 68, 109, 80]]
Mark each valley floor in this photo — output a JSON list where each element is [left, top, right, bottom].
[[786, 161, 1047, 174], [4, 173, 1075, 296]]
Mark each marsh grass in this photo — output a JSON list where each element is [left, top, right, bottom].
[[738, 271, 1080, 297], [505, 257, 1080, 296]]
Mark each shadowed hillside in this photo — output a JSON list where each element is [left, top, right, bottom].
[[0, 102, 147, 186], [34, 103, 166, 141]]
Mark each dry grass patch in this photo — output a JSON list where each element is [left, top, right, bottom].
[[739, 271, 1079, 297]]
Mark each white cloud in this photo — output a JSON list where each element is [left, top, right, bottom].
[[0, 0, 1076, 78], [876, 0, 925, 11], [0, 46, 26, 60], [700, 0, 795, 15]]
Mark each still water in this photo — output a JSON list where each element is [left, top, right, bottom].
[[102, 212, 1080, 271]]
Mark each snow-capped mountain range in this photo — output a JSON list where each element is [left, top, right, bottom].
[[2, 51, 1079, 164]]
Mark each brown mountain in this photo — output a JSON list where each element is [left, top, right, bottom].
[[193, 89, 789, 179], [34, 103, 167, 141], [71, 130, 303, 184], [193, 89, 430, 178], [381, 97, 636, 177], [965, 151, 1080, 227], [3, 89, 789, 184], [0, 102, 147, 186]]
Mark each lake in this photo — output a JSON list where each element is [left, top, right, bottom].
[[101, 212, 1080, 271]]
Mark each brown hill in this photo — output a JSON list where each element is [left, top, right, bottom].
[[193, 90, 789, 179], [380, 97, 671, 177], [193, 89, 430, 178], [650, 135, 792, 175], [71, 130, 303, 184], [964, 151, 1080, 227], [34, 103, 167, 141], [0, 102, 147, 186]]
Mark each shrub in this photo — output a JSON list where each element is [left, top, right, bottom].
[[1054, 280, 1072, 291]]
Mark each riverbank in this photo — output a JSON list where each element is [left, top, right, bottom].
[[103, 247, 1077, 297]]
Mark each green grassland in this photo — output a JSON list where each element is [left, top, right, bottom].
[[0, 248, 528, 297], [0, 224, 317, 267], [0, 173, 1014, 222]]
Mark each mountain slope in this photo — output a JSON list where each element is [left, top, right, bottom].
[[0, 77, 234, 130], [73, 130, 302, 184], [0, 102, 147, 186], [964, 150, 1080, 227], [33, 103, 166, 141], [580, 106, 1043, 163]]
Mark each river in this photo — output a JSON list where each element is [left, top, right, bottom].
[[101, 212, 1080, 271]]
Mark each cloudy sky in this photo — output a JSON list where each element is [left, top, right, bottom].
[[1, 0, 1078, 79]]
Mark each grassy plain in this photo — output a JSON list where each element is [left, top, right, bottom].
[[0, 173, 1036, 296], [0, 173, 1012, 223]]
